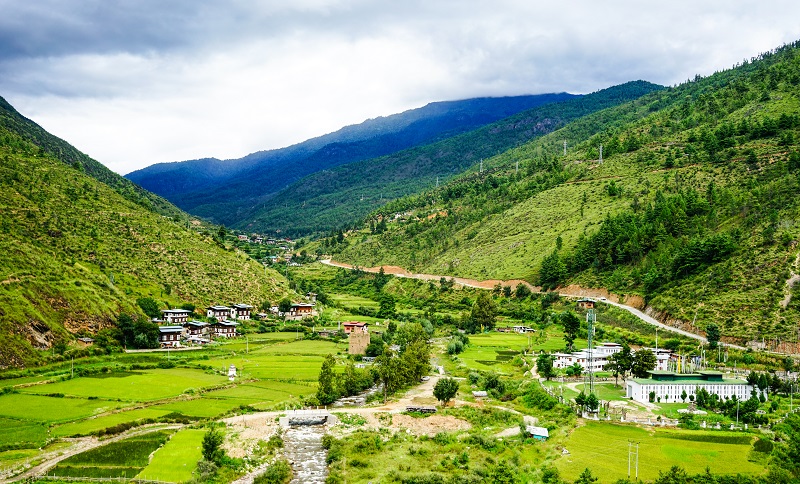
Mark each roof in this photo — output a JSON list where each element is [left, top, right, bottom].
[[162, 309, 190, 314], [158, 325, 184, 333], [343, 321, 368, 326], [526, 426, 549, 438], [208, 305, 231, 310], [77, 337, 94, 343], [291, 303, 315, 308], [184, 321, 209, 327], [576, 298, 595, 302], [233, 304, 253, 309], [630, 371, 748, 386], [213, 321, 239, 327]]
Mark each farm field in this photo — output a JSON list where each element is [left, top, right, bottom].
[[555, 421, 765, 482], [0, 393, 122, 424], [51, 430, 173, 479], [137, 428, 205, 483], [203, 352, 326, 381], [0, 418, 48, 448], [20, 369, 228, 401], [51, 408, 174, 437]]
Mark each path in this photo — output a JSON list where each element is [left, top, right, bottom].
[[0, 424, 183, 484], [320, 259, 746, 349]]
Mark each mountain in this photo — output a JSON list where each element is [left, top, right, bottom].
[[125, 93, 576, 221], [0, 97, 290, 368], [239, 81, 663, 237], [333, 41, 800, 343]]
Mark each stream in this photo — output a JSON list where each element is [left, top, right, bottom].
[[284, 425, 328, 484]]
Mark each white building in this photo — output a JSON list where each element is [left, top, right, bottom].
[[161, 309, 191, 325], [626, 370, 758, 404], [553, 342, 623, 372], [207, 305, 232, 320]]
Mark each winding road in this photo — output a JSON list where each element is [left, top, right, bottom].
[[320, 259, 746, 350]]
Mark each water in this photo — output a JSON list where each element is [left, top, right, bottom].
[[284, 425, 328, 484]]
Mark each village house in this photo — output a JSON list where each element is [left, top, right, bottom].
[[626, 370, 759, 404], [526, 426, 550, 441], [210, 320, 239, 338], [161, 308, 191, 324], [207, 305, 232, 320], [576, 298, 596, 310], [237, 234, 248, 241], [286, 303, 316, 320], [231, 303, 253, 320], [158, 325, 183, 348], [342, 321, 369, 334], [183, 320, 209, 337], [512, 325, 536, 334]]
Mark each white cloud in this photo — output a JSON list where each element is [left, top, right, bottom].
[[2, 0, 800, 174]]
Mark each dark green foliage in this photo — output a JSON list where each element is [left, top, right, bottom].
[[433, 377, 459, 405], [575, 467, 599, 484], [705, 323, 721, 349], [539, 250, 567, 290], [631, 349, 657, 378], [560, 311, 581, 351], [316, 354, 338, 405], [202, 427, 225, 465], [467, 292, 497, 333], [253, 459, 292, 484], [536, 353, 556, 380]]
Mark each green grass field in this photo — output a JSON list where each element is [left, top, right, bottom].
[[137, 428, 205, 483], [556, 421, 764, 482], [20, 369, 228, 402], [0, 418, 48, 447], [51, 408, 173, 437], [0, 393, 121, 423]]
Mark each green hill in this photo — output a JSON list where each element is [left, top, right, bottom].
[[237, 81, 663, 237], [333, 41, 800, 343], [0, 98, 290, 368]]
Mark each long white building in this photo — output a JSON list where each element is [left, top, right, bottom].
[[626, 370, 757, 403], [553, 343, 670, 373]]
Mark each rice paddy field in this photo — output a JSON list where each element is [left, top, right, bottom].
[[555, 421, 764, 482], [136, 429, 205, 483]]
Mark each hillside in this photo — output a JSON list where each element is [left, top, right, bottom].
[[125, 93, 575, 222], [334, 41, 800, 343], [238, 81, 663, 237], [0, 100, 290, 368]]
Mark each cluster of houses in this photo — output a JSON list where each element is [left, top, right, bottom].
[[552, 342, 672, 373], [155, 304, 253, 347]]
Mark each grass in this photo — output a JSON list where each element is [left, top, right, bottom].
[[51, 408, 173, 437], [555, 421, 764, 482], [136, 428, 205, 483], [20, 369, 228, 401], [0, 418, 48, 447], [0, 393, 121, 423]]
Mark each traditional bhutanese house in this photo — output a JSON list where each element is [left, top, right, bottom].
[[526, 426, 549, 440], [626, 370, 759, 404], [207, 306, 232, 320], [183, 321, 209, 337], [287, 303, 315, 320], [76, 337, 94, 347], [576, 298, 596, 310], [158, 325, 184, 347], [231, 303, 253, 320], [496, 326, 513, 333], [161, 309, 191, 324], [348, 330, 370, 355], [342, 321, 369, 334], [210, 321, 239, 338], [512, 325, 535, 333]]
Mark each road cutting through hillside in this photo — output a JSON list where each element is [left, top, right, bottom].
[[319, 259, 746, 350]]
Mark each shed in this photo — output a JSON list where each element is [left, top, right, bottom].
[[526, 426, 549, 440]]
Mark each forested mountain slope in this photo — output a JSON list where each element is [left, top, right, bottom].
[[334, 41, 800, 343], [0, 100, 290, 368], [239, 81, 662, 236], [125, 93, 575, 223]]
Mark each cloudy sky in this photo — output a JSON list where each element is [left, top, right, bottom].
[[2, 1, 799, 175]]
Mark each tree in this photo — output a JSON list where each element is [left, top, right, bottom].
[[401, 339, 431, 383], [539, 250, 567, 290], [278, 298, 293, 314], [317, 354, 338, 405], [537, 353, 556, 380], [136, 297, 161, 319], [585, 392, 599, 413], [631, 349, 657, 378], [469, 291, 497, 332], [433, 378, 459, 406], [604, 343, 633, 386], [374, 348, 403, 403], [575, 467, 598, 484], [575, 391, 587, 412], [202, 427, 225, 465], [377, 293, 396, 319], [560, 311, 581, 351], [705, 323, 721, 349]]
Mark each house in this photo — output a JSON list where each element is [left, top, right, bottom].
[[185, 335, 211, 345], [512, 325, 536, 334], [286, 303, 315, 320], [237, 234, 248, 241], [342, 321, 369, 334], [576, 298, 596, 310], [207, 306, 232, 320], [76, 337, 94, 347], [161, 309, 191, 324], [158, 325, 184, 347], [553, 342, 623, 372], [526, 426, 549, 440], [183, 321, 209, 337], [210, 321, 239, 338], [231, 303, 253, 320], [496, 327, 513, 333], [472, 391, 488, 398], [306, 292, 317, 303], [626, 370, 759, 404]]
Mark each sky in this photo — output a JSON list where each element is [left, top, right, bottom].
[[1, 1, 800, 175]]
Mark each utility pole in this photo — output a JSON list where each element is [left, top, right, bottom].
[[587, 309, 596, 395], [480, 159, 484, 173], [436, 176, 439, 188], [515, 160, 519, 174], [599, 144, 603, 164], [564, 139, 567, 156]]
